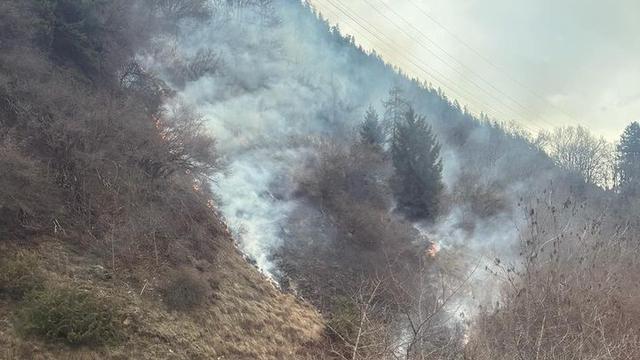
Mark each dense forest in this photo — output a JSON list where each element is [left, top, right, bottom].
[[2, 0, 640, 359]]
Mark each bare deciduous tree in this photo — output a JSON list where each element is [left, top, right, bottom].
[[466, 196, 640, 359], [538, 126, 613, 187]]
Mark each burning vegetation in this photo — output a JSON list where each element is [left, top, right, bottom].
[[425, 242, 440, 258], [2, 0, 640, 359]]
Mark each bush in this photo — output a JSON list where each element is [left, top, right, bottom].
[[451, 171, 507, 219], [297, 141, 387, 208], [1, 0, 221, 268], [0, 252, 44, 300], [16, 286, 120, 346], [326, 296, 360, 341], [466, 200, 640, 359], [161, 268, 209, 311], [0, 140, 63, 239], [0, 1, 37, 49]]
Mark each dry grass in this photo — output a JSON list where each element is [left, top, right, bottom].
[[0, 1, 326, 358], [465, 199, 640, 360], [0, 236, 325, 360], [160, 268, 209, 312]]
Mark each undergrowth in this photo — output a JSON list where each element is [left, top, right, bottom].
[[0, 252, 45, 301], [15, 285, 121, 346], [161, 268, 209, 312]]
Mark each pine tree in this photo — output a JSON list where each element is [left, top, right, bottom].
[[616, 121, 640, 194], [382, 87, 410, 138], [391, 107, 443, 219], [359, 106, 384, 147]]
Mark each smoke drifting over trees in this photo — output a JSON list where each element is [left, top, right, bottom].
[[3, 0, 640, 358], [135, 0, 640, 358]]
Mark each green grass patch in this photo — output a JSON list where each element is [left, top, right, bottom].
[[16, 286, 121, 346], [0, 252, 45, 300]]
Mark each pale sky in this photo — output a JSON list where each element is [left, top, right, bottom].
[[310, 0, 640, 140]]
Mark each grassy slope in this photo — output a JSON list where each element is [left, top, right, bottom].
[[0, 235, 324, 360], [0, 1, 325, 358]]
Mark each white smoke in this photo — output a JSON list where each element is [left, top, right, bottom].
[[212, 148, 305, 275], [141, 3, 372, 276], [145, 2, 558, 298]]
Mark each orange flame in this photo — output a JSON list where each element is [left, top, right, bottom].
[[192, 179, 202, 192], [426, 242, 440, 258]]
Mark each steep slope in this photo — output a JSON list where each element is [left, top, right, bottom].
[[0, 236, 324, 360], [0, 1, 325, 359], [153, 0, 571, 281], [146, 2, 628, 358], [3, 1, 632, 359]]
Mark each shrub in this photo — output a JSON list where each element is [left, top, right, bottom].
[[140, 102, 220, 180], [451, 171, 507, 219], [326, 296, 360, 341], [34, 0, 146, 77], [287, 139, 422, 311], [466, 200, 640, 359], [161, 268, 209, 311], [153, 0, 213, 23], [1, 0, 221, 268], [16, 286, 120, 346], [0, 1, 37, 49], [297, 141, 387, 208], [0, 140, 63, 239], [0, 252, 45, 300]]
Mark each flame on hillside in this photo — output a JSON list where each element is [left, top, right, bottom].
[[426, 242, 440, 258]]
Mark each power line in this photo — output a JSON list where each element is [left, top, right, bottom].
[[403, 0, 582, 126], [318, 0, 544, 133], [318, 0, 540, 131], [318, 0, 542, 133], [364, 0, 557, 130], [319, 0, 498, 117]]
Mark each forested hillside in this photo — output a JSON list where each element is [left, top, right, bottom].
[[0, 1, 324, 359], [2, 0, 640, 359]]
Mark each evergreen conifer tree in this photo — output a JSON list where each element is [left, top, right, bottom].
[[382, 87, 410, 138], [359, 106, 384, 147], [616, 121, 640, 194], [391, 107, 443, 219]]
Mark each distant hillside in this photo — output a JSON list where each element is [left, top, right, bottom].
[[3, 1, 636, 359], [148, 0, 576, 278]]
